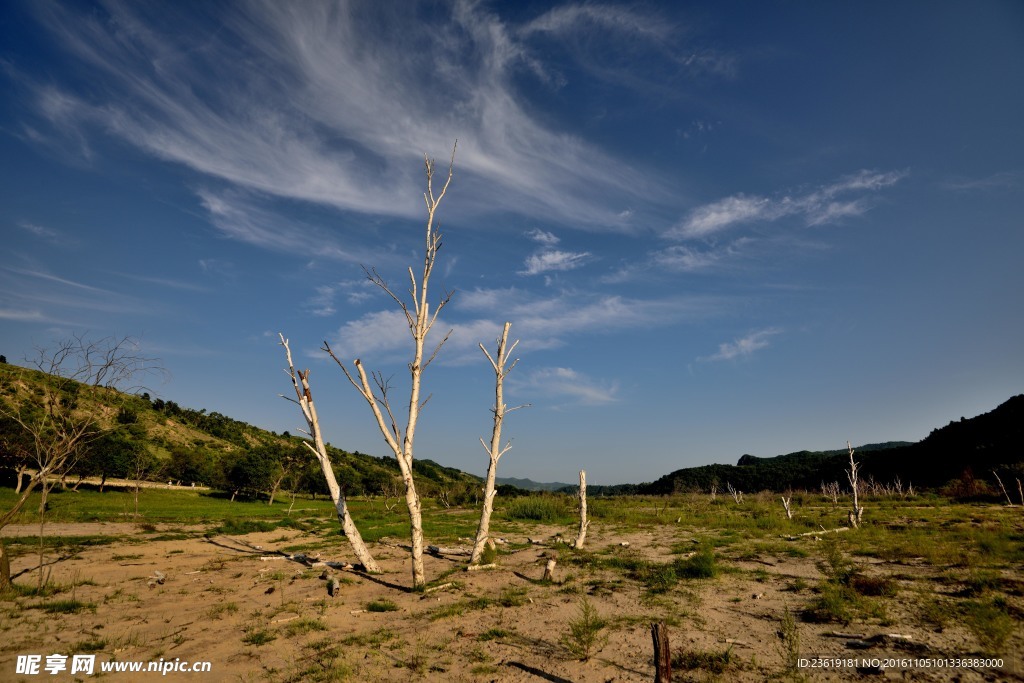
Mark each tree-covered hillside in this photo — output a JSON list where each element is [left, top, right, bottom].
[[642, 395, 1024, 494], [0, 361, 481, 501]]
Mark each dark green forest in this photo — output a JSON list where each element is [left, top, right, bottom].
[[639, 395, 1024, 497]]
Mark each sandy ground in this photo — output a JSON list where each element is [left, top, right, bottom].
[[1, 522, 1021, 682]]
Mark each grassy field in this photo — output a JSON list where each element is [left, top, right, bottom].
[[1, 485, 1022, 681]]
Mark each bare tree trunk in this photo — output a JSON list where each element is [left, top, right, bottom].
[[781, 495, 793, 520], [993, 470, 1013, 506], [38, 479, 51, 592], [279, 336, 381, 574], [0, 540, 10, 593], [14, 465, 27, 494], [470, 322, 524, 565], [324, 145, 457, 590], [268, 472, 285, 507], [846, 441, 863, 527], [573, 470, 589, 549], [651, 622, 671, 683]]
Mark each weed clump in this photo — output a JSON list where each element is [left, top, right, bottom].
[[504, 496, 569, 522], [366, 599, 399, 613], [963, 598, 1014, 654], [675, 548, 719, 579], [672, 646, 735, 674], [562, 597, 608, 661]]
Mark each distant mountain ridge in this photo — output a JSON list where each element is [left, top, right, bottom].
[[3, 360, 1019, 497], [642, 395, 1024, 494], [495, 477, 574, 492]]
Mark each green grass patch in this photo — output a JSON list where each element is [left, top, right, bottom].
[[503, 496, 571, 522], [366, 599, 399, 613], [37, 599, 96, 614], [673, 646, 736, 674]]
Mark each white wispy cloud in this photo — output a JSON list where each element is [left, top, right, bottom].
[[671, 170, 906, 239], [525, 228, 560, 245], [520, 4, 736, 81], [0, 308, 45, 321], [512, 366, 619, 406], [107, 271, 209, 292], [17, 220, 70, 245], [304, 279, 377, 317], [327, 288, 715, 363], [941, 170, 1023, 193], [197, 189, 385, 264], [23, 1, 684, 231], [0, 267, 151, 318], [520, 249, 592, 276], [701, 328, 781, 362]]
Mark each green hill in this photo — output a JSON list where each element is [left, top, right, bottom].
[[641, 395, 1024, 494], [0, 361, 480, 501]]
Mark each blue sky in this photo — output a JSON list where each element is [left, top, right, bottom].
[[1, 1, 1022, 485]]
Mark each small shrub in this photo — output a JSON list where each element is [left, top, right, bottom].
[[504, 496, 569, 522], [39, 599, 95, 614], [242, 628, 276, 646], [480, 542, 498, 565], [366, 599, 399, 613], [776, 605, 801, 679], [216, 519, 276, 535], [801, 584, 856, 625], [673, 646, 735, 674], [561, 598, 608, 661], [675, 548, 718, 579], [963, 598, 1014, 654], [285, 617, 328, 637], [850, 574, 897, 597], [207, 602, 239, 619], [478, 628, 510, 642], [497, 586, 528, 607]]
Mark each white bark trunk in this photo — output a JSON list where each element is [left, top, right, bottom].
[[846, 441, 863, 528], [470, 322, 521, 565], [323, 146, 458, 590], [573, 470, 589, 549], [279, 336, 381, 574]]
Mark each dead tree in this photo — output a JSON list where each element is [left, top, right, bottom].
[[279, 335, 381, 574], [822, 480, 840, 506], [572, 470, 589, 549], [0, 335, 162, 591], [324, 146, 456, 589], [726, 481, 743, 504], [993, 470, 1014, 506], [470, 322, 526, 565], [846, 441, 864, 528], [781, 495, 794, 520]]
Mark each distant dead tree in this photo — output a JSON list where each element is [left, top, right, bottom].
[[0, 335, 162, 591], [470, 322, 527, 566], [846, 441, 864, 527], [821, 480, 840, 506], [278, 335, 381, 574], [323, 145, 457, 589], [726, 481, 743, 504], [781, 494, 794, 520]]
